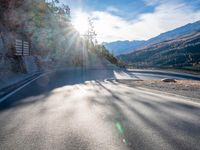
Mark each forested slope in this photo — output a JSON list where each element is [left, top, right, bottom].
[[119, 32, 200, 70]]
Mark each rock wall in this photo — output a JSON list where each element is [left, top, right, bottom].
[[22, 56, 39, 73], [0, 23, 39, 75]]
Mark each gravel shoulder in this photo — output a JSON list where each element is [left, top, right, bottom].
[[117, 79, 200, 103]]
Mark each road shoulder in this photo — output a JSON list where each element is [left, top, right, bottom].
[[117, 79, 200, 104]]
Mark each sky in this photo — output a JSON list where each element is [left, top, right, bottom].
[[59, 0, 200, 43]]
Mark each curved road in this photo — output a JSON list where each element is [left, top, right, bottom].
[[0, 69, 200, 150], [127, 69, 200, 80]]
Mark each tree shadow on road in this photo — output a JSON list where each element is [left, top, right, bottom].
[[0, 76, 200, 150], [90, 80, 200, 150], [0, 69, 116, 111]]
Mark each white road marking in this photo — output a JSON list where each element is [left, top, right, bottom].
[[137, 87, 200, 107], [76, 84, 87, 94], [0, 73, 45, 103], [107, 80, 200, 107]]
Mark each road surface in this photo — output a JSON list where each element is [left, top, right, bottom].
[[126, 69, 200, 80], [0, 69, 200, 150]]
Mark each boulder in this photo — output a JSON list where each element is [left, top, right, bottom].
[[161, 78, 176, 83]]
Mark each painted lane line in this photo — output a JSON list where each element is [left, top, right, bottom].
[[109, 80, 200, 107], [0, 73, 45, 103]]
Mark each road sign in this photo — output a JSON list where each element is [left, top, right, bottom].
[[15, 39, 30, 56]]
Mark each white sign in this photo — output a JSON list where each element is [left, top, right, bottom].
[[15, 39, 30, 56]]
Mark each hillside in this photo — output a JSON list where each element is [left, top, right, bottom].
[[0, 0, 118, 74], [118, 31, 200, 70], [104, 20, 200, 56], [146, 20, 200, 45]]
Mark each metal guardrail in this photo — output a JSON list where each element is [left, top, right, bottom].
[[0, 72, 42, 99]]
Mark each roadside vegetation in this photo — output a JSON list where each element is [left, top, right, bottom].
[[0, 0, 120, 71]]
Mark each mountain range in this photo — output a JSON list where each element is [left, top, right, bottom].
[[119, 31, 200, 68], [103, 40, 145, 56], [104, 20, 200, 56]]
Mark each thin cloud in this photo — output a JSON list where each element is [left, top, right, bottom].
[[106, 6, 120, 13], [90, 1, 200, 43]]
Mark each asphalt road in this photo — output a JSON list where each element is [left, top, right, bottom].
[[0, 69, 200, 150], [127, 69, 200, 80]]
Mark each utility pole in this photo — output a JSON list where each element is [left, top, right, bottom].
[[81, 18, 97, 69], [82, 18, 97, 48]]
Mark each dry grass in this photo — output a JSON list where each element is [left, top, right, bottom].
[[176, 80, 200, 87]]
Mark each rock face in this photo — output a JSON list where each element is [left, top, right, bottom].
[[161, 78, 176, 83], [0, 23, 40, 74], [0, 24, 13, 75], [22, 56, 39, 73]]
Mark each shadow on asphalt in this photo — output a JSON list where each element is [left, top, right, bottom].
[[90, 81, 200, 150], [0, 69, 116, 111], [0, 75, 199, 150]]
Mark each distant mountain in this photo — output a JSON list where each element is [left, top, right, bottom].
[[118, 31, 200, 69], [104, 20, 200, 56], [146, 20, 200, 45], [103, 40, 145, 56]]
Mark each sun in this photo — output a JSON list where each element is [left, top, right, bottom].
[[72, 12, 89, 35]]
